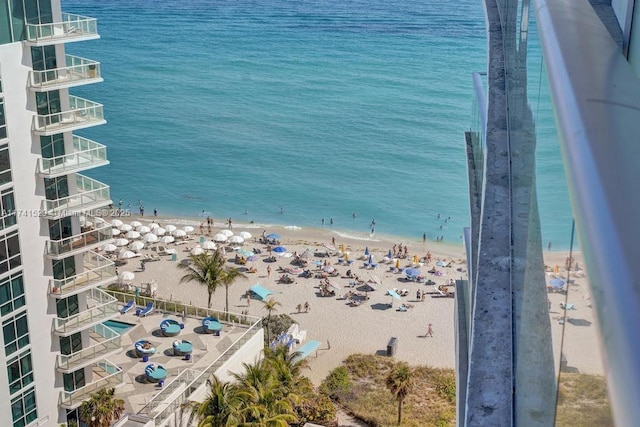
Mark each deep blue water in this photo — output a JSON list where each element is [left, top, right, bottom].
[[62, 0, 574, 248]]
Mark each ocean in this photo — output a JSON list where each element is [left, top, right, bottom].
[[62, 0, 574, 248]]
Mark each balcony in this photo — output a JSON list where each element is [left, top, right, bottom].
[[53, 288, 119, 337], [25, 13, 99, 47], [38, 136, 109, 179], [57, 324, 122, 373], [33, 96, 106, 136], [41, 174, 111, 219], [30, 55, 102, 91], [46, 217, 113, 259], [59, 360, 123, 409], [49, 251, 116, 299]]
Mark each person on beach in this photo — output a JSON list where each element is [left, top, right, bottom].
[[296, 304, 302, 313], [426, 323, 434, 337], [140, 206, 144, 216], [331, 236, 335, 246], [304, 301, 310, 312], [246, 290, 251, 306], [154, 208, 158, 217], [267, 265, 272, 281], [352, 212, 357, 218], [330, 218, 333, 225], [423, 232, 426, 242], [426, 251, 432, 263], [321, 218, 325, 226], [228, 218, 233, 229]]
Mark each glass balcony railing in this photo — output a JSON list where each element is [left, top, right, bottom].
[[25, 13, 98, 46], [42, 174, 111, 218], [38, 136, 108, 178], [49, 251, 116, 298], [46, 218, 113, 259], [59, 360, 123, 409], [53, 288, 119, 336], [33, 96, 105, 136], [30, 55, 102, 91], [56, 324, 121, 373]]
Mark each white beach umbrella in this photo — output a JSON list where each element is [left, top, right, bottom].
[[129, 241, 145, 252], [172, 229, 187, 238], [103, 243, 117, 253], [118, 250, 137, 260], [229, 235, 245, 245], [201, 241, 217, 250], [183, 225, 195, 234], [239, 231, 252, 240], [191, 247, 205, 255], [213, 233, 228, 243], [165, 225, 177, 233], [149, 222, 160, 230], [114, 238, 129, 247], [118, 271, 135, 282], [152, 227, 166, 236], [110, 219, 124, 227], [125, 230, 141, 240], [142, 233, 158, 243], [111, 228, 121, 236], [119, 224, 133, 232], [136, 225, 151, 234], [130, 221, 142, 228], [220, 229, 234, 237], [159, 235, 175, 244]]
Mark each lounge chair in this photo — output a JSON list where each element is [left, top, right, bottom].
[[160, 319, 182, 337], [144, 364, 167, 383], [134, 339, 156, 358], [120, 300, 134, 314], [138, 302, 154, 317], [201, 317, 222, 335], [172, 339, 193, 357]]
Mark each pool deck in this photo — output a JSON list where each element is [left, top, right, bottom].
[[109, 310, 254, 414]]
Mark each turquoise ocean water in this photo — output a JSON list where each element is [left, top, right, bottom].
[[63, 0, 574, 248]]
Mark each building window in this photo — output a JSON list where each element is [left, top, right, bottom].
[[0, 272, 25, 317], [56, 294, 79, 319], [10, 387, 37, 427], [0, 144, 12, 185], [44, 175, 69, 201], [7, 351, 34, 395], [63, 368, 85, 392], [3, 311, 29, 356], [0, 188, 17, 230], [59, 332, 81, 356], [0, 99, 7, 140], [0, 229, 21, 274]]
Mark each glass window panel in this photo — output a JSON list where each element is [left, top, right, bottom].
[[0, 1, 13, 43], [0, 147, 11, 185]]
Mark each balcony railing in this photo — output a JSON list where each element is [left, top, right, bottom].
[[59, 360, 122, 409], [38, 136, 108, 178], [30, 55, 102, 91], [56, 324, 121, 373], [49, 251, 116, 298], [53, 288, 119, 336], [25, 13, 98, 46], [42, 174, 111, 219], [46, 218, 113, 259], [33, 96, 105, 136]]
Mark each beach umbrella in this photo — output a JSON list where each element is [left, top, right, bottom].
[[236, 248, 254, 257], [406, 268, 421, 278], [413, 254, 419, 264], [129, 241, 145, 251], [229, 235, 245, 245], [329, 280, 341, 290], [159, 235, 175, 244], [110, 219, 124, 227], [369, 273, 382, 286], [152, 227, 166, 236], [165, 225, 177, 233], [344, 253, 349, 261], [395, 259, 400, 269], [172, 229, 187, 238], [219, 229, 233, 237], [387, 289, 402, 300], [213, 233, 228, 242], [201, 241, 217, 250], [273, 246, 286, 253], [322, 266, 335, 273], [149, 222, 160, 229], [118, 250, 137, 260], [323, 243, 336, 251], [387, 249, 393, 259], [119, 224, 132, 232], [548, 278, 566, 289], [300, 248, 314, 259], [239, 231, 252, 240], [114, 238, 129, 247], [118, 271, 135, 282], [364, 246, 370, 256], [436, 260, 446, 267], [137, 225, 151, 234], [111, 228, 121, 236], [340, 243, 345, 253], [266, 233, 280, 240], [103, 243, 117, 253], [125, 230, 141, 240], [191, 247, 205, 255], [130, 221, 142, 228], [142, 233, 158, 243], [183, 225, 195, 233], [368, 254, 374, 264], [247, 255, 259, 262]]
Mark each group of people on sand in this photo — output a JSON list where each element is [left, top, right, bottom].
[[392, 244, 409, 258], [295, 302, 310, 313]]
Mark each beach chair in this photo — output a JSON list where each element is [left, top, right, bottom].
[[120, 300, 134, 314], [138, 302, 154, 317]]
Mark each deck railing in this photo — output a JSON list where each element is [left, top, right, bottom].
[[56, 324, 121, 372], [42, 174, 111, 218], [25, 13, 98, 45], [38, 136, 108, 177], [33, 96, 105, 135], [59, 360, 122, 408], [53, 288, 119, 336], [49, 251, 116, 298], [30, 55, 101, 89]]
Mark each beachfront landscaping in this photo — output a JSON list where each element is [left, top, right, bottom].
[[555, 372, 613, 426]]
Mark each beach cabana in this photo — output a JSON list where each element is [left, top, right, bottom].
[[160, 319, 182, 337], [202, 317, 223, 335], [144, 364, 167, 383], [172, 339, 193, 357], [134, 339, 156, 358], [293, 340, 322, 361], [249, 284, 274, 301]]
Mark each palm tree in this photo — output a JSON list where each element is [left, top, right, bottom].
[[385, 363, 414, 425], [184, 376, 242, 427], [78, 387, 125, 427], [178, 251, 244, 309], [261, 297, 281, 344]]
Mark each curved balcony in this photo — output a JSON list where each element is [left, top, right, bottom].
[[41, 174, 111, 219], [33, 96, 106, 136], [25, 13, 99, 47], [30, 55, 102, 91], [46, 219, 113, 260], [49, 251, 116, 299], [38, 136, 108, 179], [56, 324, 122, 373], [59, 360, 122, 409], [53, 288, 119, 337]]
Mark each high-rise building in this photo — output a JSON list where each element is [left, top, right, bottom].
[[0, 1, 119, 425]]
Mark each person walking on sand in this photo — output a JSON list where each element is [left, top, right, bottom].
[[246, 290, 251, 306], [267, 265, 272, 281], [304, 301, 310, 312], [228, 218, 233, 229], [426, 323, 434, 337], [296, 304, 302, 313]]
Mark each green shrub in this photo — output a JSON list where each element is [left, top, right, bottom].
[[320, 366, 353, 401]]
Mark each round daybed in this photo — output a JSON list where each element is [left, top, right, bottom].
[[134, 339, 156, 358], [172, 339, 193, 357], [202, 317, 222, 335], [144, 364, 167, 383], [160, 319, 182, 337]]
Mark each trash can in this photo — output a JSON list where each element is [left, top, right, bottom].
[[171, 253, 177, 261], [387, 337, 398, 357]]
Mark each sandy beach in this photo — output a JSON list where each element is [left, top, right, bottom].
[[106, 214, 603, 385]]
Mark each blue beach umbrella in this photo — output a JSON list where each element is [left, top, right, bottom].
[[364, 247, 370, 256], [436, 261, 446, 267], [406, 268, 421, 278], [387, 249, 393, 259], [236, 249, 254, 257], [368, 254, 374, 264], [273, 246, 287, 253], [387, 289, 402, 300], [266, 233, 280, 240], [548, 278, 566, 289]]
